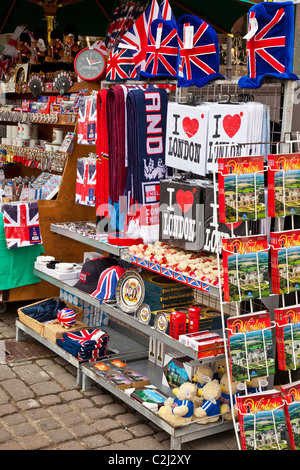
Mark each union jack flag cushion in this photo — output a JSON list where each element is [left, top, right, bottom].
[[140, 19, 179, 79], [106, 46, 136, 81], [2, 201, 42, 249], [176, 14, 224, 88], [75, 158, 96, 206], [238, 1, 298, 89]]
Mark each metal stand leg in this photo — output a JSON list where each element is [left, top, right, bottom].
[[170, 436, 181, 451], [16, 325, 24, 342], [82, 372, 92, 392], [76, 368, 82, 387]]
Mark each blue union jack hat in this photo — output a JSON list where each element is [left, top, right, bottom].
[[91, 265, 125, 303], [238, 1, 298, 89], [140, 19, 180, 79], [176, 15, 224, 88]]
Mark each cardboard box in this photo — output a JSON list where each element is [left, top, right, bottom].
[[44, 321, 88, 343]]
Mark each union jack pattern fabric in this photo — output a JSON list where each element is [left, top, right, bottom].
[[141, 19, 179, 79], [119, 0, 162, 78], [57, 308, 77, 328], [77, 96, 97, 145], [159, 0, 175, 22], [176, 15, 224, 88], [2, 201, 42, 249], [238, 1, 298, 89], [91, 265, 125, 302], [56, 328, 109, 361], [75, 158, 96, 206], [106, 46, 136, 81]]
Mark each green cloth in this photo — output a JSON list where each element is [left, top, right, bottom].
[[0, 214, 45, 290]]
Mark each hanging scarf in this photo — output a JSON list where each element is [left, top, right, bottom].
[[96, 89, 110, 210]]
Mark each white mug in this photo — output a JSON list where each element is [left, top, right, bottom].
[[22, 123, 32, 139], [11, 126, 18, 138], [29, 139, 38, 148], [52, 128, 64, 145]]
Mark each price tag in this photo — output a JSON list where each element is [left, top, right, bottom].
[[243, 17, 258, 40], [155, 24, 163, 49], [184, 24, 194, 49]]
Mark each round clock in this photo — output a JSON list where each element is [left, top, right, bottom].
[[74, 47, 106, 82]]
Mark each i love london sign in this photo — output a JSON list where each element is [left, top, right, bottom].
[[166, 102, 209, 176], [166, 102, 250, 176]]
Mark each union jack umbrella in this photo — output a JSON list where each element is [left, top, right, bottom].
[[75, 158, 96, 206], [2, 201, 42, 249], [119, 0, 162, 78], [177, 14, 224, 88], [106, 46, 136, 81], [141, 19, 179, 79], [238, 1, 298, 89]]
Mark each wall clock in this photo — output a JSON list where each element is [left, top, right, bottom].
[[74, 47, 106, 82]]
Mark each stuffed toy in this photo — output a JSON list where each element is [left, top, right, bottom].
[[238, 1, 298, 88], [158, 382, 198, 427], [63, 24, 81, 63], [213, 359, 227, 382], [246, 376, 268, 394], [176, 14, 224, 88], [193, 379, 221, 424], [220, 373, 242, 421], [46, 29, 64, 62], [31, 29, 46, 64], [192, 364, 214, 397]]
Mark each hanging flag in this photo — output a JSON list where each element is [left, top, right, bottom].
[[119, 0, 162, 78], [2, 201, 42, 249], [159, 0, 175, 21], [106, 46, 136, 81]]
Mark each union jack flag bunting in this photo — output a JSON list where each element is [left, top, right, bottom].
[[238, 1, 298, 88], [119, 0, 162, 78], [106, 46, 136, 81], [75, 158, 96, 206], [177, 15, 224, 87], [159, 0, 175, 22], [141, 19, 179, 78], [2, 201, 42, 249]]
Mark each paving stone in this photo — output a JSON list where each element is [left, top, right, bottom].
[[0, 441, 24, 450], [93, 417, 120, 432], [39, 394, 61, 406], [57, 441, 87, 450], [70, 398, 94, 411], [82, 434, 110, 449], [12, 423, 38, 438], [2, 412, 27, 426], [128, 423, 155, 437], [70, 422, 98, 438], [81, 407, 106, 421], [0, 427, 13, 443], [0, 387, 10, 405], [41, 364, 67, 377], [13, 363, 49, 384], [126, 436, 166, 450], [46, 428, 74, 444], [49, 403, 72, 415], [116, 412, 142, 427], [21, 435, 51, 450], [25, 408, 51, 421], [54, 373, 78, 389], [17, 398, 40, 410], [59, 390, 82, 401], [37, 417, 61, 432], [1, 378, 34, 401], [102, 403, 128, 416], [98, 443, 131, 450], [59, 411, 84, 427], [0, 364, 16, 380], [105, 428, 132, 443], [0, 403, 18, 417], [90, 393, 114, 406]]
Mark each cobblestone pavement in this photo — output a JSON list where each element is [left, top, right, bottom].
[[0, 302, 238, 451]]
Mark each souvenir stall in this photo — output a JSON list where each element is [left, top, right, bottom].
[[2, 0, 300, 451]]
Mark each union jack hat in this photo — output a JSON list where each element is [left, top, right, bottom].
[[57, 308, 77, 328], [106, 46, 136, 81], [140, 19, 180, 79], [91, 265, 125, 303], [176, 15, 224, 88], [238, 1, 298, 89]]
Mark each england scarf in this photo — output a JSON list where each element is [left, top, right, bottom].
[[126, 87, 169, 242]]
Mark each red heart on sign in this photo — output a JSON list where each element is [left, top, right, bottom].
[[182, 117, 199, 138], [176, 189, 194, 213], [223, 114, 241, 138]]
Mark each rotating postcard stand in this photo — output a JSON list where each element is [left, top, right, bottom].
[[211, 141, 276, 450]]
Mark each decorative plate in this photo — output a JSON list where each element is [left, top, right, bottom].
[[115, 270, 145, 313], [53, 71, 73, 95], [28, 75, 44, 97], [137, 304, 151, 324], [154, 311, 169, 334]]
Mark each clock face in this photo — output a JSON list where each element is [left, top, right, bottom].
[[74, 48, 106, 82]]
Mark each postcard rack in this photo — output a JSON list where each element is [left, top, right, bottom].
[[213, 136, 300, 451]]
